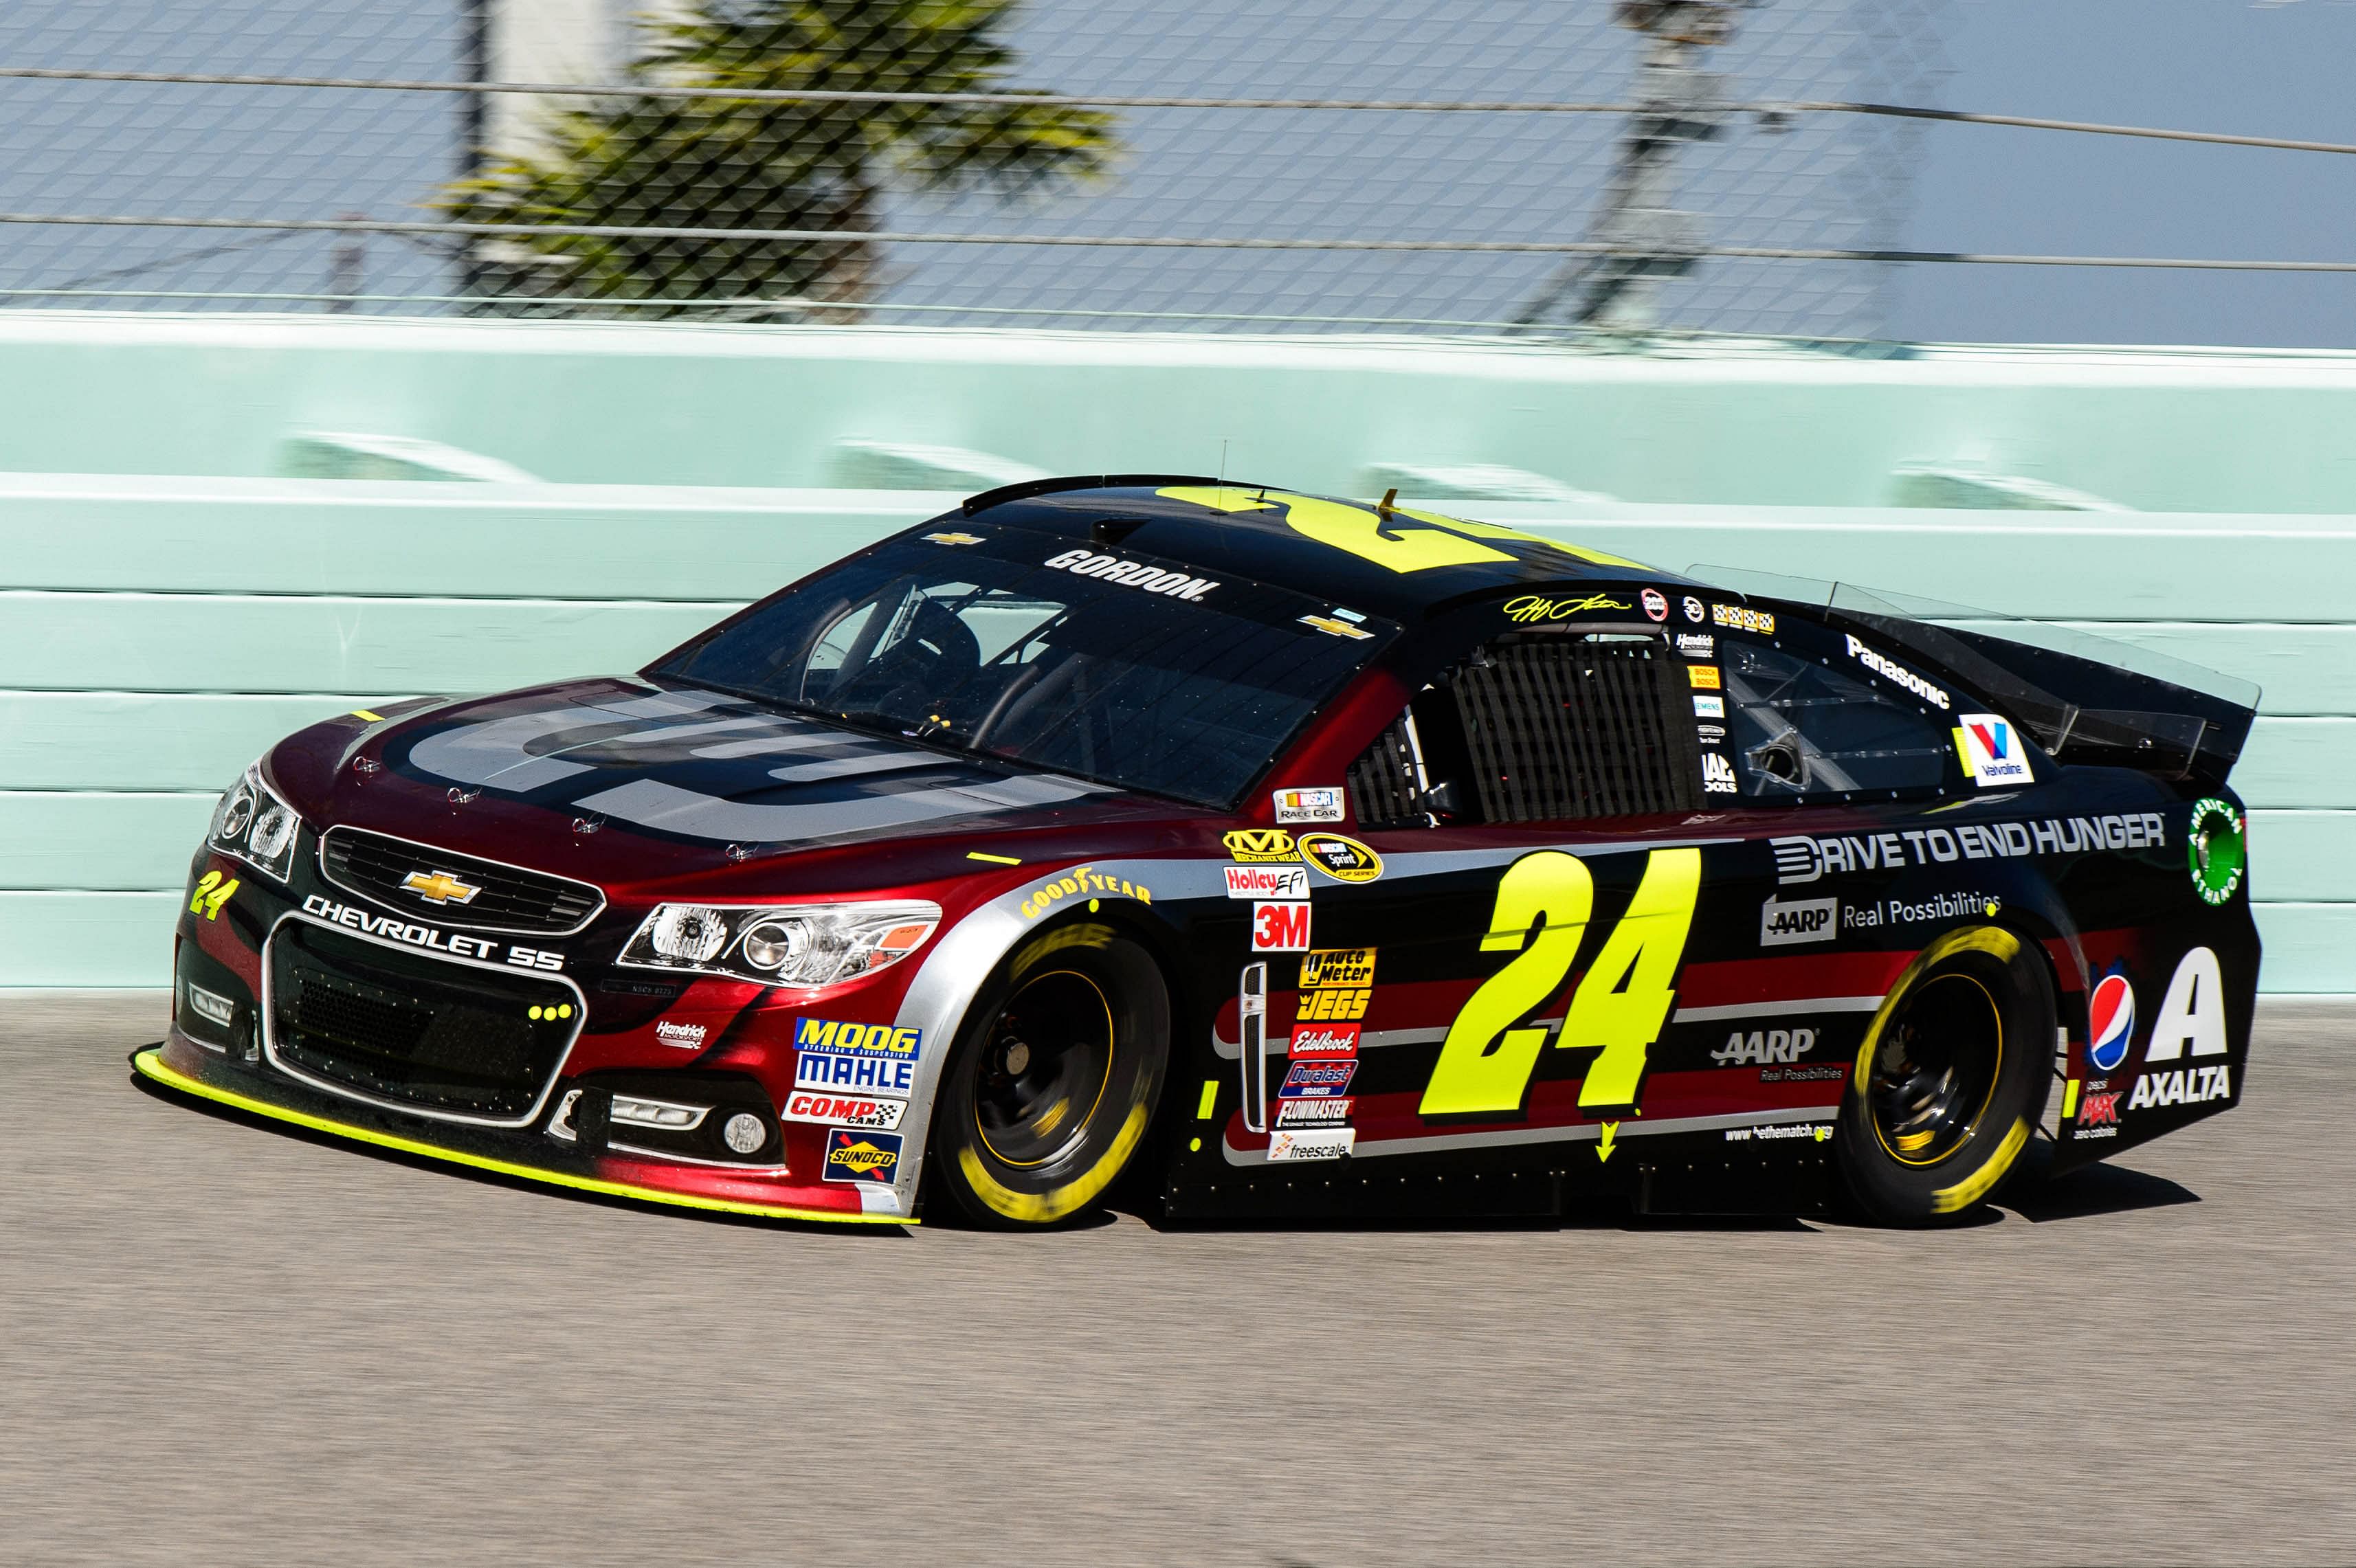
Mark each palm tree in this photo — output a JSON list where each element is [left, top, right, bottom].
[[443, 1, 1119, 315]]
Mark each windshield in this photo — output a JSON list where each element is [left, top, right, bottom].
[[654, 524, 1401, 808]]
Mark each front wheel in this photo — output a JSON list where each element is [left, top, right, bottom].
[[1837, 926, 2054, 1226], [927, 922, 1171, 1228]]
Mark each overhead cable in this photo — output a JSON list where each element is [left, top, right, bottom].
[[2, 67, 2355, 155]]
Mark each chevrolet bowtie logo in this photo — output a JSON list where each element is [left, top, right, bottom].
[[400, 869, 480, 906]]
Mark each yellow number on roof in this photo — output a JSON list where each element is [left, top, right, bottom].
[[1157, 486, 1647, 574]]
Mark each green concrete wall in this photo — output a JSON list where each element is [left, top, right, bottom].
[[3, 473, 2344, 990], [10, 314, 2356, 511]]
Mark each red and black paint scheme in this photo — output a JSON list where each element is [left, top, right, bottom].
[[143, 477, 2261, 1227]]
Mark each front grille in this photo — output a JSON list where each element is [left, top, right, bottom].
[[268, 921, 578, 1121], [320, 826, 603, 936], [1453, 638, 1702, 822]]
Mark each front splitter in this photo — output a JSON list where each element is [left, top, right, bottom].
[[133, 1046, 911, 1227]]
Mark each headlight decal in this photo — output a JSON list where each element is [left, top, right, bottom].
[[618, 899, 942, 988], [208, 762, 303, 884]]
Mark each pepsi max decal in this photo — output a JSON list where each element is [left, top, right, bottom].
[[2088, 972, 2136, 1072]]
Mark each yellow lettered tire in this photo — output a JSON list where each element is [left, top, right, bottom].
[[1836, 926, 2056, 1227], [927, 922, 1172, 1229]]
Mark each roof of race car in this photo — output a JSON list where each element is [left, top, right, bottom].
[[957, 475, 1691, 619]]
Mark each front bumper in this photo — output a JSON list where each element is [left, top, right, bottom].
[[139, 1031, 911, 1227]]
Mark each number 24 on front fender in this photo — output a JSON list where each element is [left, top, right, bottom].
[[1419, 848, 1702, 1118]]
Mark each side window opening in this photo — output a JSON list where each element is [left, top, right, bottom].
[[1346, 632, 1702, 827], [1720, 638, 1951, 798]]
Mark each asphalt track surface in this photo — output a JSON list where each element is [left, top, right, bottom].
[[5, 994, 2353, 1568]]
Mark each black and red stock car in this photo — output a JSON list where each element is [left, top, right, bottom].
[[142, 477, 2261, 1228]]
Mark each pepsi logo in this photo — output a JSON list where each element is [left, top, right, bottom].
[[2089, 972, 2135, 1072]]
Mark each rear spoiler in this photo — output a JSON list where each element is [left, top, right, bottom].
[[1691, 568, 2261, 791]]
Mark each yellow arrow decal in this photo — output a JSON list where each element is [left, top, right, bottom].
[[1597, 1121, 1619, 1163]]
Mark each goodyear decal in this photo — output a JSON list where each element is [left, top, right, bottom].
[[1020, 864, 1153, 920]]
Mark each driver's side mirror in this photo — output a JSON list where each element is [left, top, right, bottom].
[[1416, 779, 1465, 818]]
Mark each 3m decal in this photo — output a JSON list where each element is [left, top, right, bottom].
[[1225, 829, 1298, 863], [1157, 486, 1643, 576], [1710, 603, 1776, 634], [1267, 1127, 1355, 1161], [1502, 592, 1634, 624], [1042, 547, 1219, 602], [1955, 713, 2032, 787], [1845, 635, 1951, 711], [2087, 972, 2135, 1072], [1710, 1027, 1816, 1066], [1298, 832, 1382, 883], [1275, 1097, 1353, 1127], [1759, 895, 1836, 947], [1289, 1022, 1361, 1058], [190, 870, 240, 921], [1688, 665, 1722, 691], [2144, 946, 2227, 1061], [1419, 847, 1701, 1117], [822, 1128, 903, 1183], [1253, 901, 1312, 952], [2187, 798, 2247, 906], [2129, 1064, 2231, 1110], [1272, 787, 1346, 825], [1019, 864, 1153, 919], [1227, 864, 1311, 900], [1769, 814, 2166, 883], [781, 1091, 907, 1130]]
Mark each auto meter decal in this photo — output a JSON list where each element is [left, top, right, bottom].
[[1296, 832, 1382, 883], [399, 683, 1107, 845], [2088, 972, 2136, 1072]]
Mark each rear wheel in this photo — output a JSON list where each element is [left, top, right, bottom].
[[1837, 926, 2054, 1226], [928, 922, 1170, 1228]]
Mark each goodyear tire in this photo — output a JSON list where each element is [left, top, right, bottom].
[[928, 922, 1170, 1229], [1836, 926, 2055, 1227]]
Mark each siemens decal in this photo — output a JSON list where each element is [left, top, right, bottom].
[[1042, 549, 1219, 602], [1844, 636, 1950, 711], [1771, 813, 2167, 884]]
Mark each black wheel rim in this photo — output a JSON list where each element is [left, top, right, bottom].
[[973, 968, 1115, 1169], [1869, 972, 2003, 1167]]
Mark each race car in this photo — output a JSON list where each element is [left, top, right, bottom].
[[140, 476, 2260, 1229]]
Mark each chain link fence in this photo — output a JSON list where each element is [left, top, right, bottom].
[[0, 0, 1951, 337]]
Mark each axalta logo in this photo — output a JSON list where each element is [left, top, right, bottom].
[[795, 1018, 921, 1060], [1759, 895, 1837, 947], [2129, 1064, 2231, 1110], [1844, 635, 1951, 712], [2088, 972, 2135, 1072], [822, 1128, 903, 1183], [1296, 942, 1370, 1023], [1711, 1027, 1817, 1066], [1226, 864, 1310, 900], [1289, 1022, 1360, 1059], [781, 1090, 906, 1130], [1043, 548, 1219, 602], [1957, 713, 2032, 787]]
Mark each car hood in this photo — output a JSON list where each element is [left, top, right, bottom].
[[349, 678, 1128, 858]]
